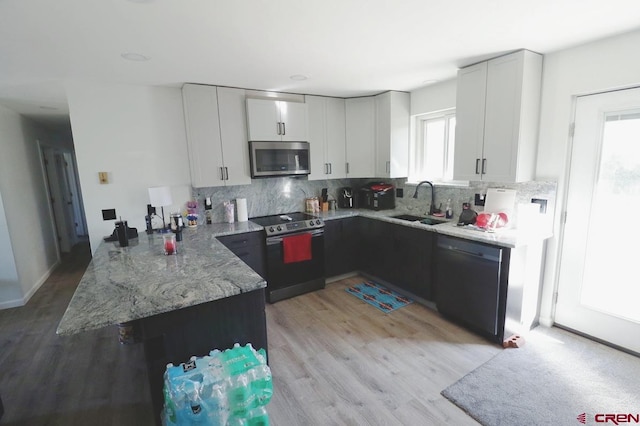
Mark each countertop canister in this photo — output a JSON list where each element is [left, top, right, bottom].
[[236, 198, 248, 222], [224, 201, 235, 223]]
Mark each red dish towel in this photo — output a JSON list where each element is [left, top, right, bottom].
[[282, 233, 313, 264]]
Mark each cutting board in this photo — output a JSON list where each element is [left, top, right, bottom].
[[484, 188, 517, 214]]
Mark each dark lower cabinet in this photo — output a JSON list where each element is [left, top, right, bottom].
[[217, 231, 266, 278], [356, 217, 434, 301], [324, 217, 358, 277], [140, 289, 267, 425], [357, 217, 396, 281], [392, 225, 434, 300]]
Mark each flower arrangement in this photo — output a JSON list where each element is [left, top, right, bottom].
[[186, 200, 198, 227]]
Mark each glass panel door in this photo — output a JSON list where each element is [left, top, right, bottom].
[[555, 88, 640, 354]]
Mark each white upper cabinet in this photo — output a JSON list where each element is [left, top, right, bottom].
[[453, 50, 543, 182], [307, 96, 346, 180], [246, 98, 308, 141], [345, 97, 376, 178], [375, 91, 410, 178], [216, 87, 252, 186], [182, 84, 251, 187]]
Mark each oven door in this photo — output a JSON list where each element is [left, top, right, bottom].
[[265, 229, 325, 302]]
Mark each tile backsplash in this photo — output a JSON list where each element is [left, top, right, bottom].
[[192, 177, 557, 229]]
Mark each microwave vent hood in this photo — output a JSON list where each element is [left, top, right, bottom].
[[249, 141, 311, 178]]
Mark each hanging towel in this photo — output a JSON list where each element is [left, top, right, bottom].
[[282, 233, 312, 264]]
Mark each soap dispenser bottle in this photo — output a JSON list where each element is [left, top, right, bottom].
[[205, 197, 212, 224], [445, 199, 453, 219]]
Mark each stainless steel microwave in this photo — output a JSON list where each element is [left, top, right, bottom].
[[249, 141, 310, 178]]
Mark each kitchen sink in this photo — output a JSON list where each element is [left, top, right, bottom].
[[390, 214, 448, 225], [391, 214, 426, 221], [419, 217, 448, 225]]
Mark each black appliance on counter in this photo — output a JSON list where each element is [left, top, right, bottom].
[[250, 212, 325, 303], [338, 187, 354, 208], [357, 182, 396, 210]]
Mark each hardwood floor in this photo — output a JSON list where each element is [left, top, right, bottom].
[[0, 249, 500, 425], [266, 277, 500, 425], [0, 243, 153, 426]]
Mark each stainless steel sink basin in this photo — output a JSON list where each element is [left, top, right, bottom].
[[419, 217, 448, 225], [390, 214, 448, 225], [391, 214, 426, 221]]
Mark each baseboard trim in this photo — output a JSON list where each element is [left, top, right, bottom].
[[538, 316, 554, 327], [0, 297, 25, 310], [21, 260, 60, 305], [325, 271, 358, 283]]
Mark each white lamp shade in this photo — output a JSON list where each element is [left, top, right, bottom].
[[148, 186, 173, 207]]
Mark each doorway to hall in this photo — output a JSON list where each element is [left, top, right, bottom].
[[40, 145, 88, 254]]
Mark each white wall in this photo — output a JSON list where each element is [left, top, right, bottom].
[[410, 78, 456, 116], [535, 28, 640, 325], [0, 192, 21, 307], [66, 83, 192, 253], [0, 105, 59, 308]]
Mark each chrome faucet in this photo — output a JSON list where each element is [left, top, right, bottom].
[[412, 181, 437, 216]]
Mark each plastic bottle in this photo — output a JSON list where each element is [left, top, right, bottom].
[[445, 199, 453, 219], [205, 197, 212, 224]]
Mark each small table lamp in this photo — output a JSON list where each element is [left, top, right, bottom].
[[148, 186, 173, 230]]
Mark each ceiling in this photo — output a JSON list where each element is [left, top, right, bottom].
[[2, 0, 640, 131]]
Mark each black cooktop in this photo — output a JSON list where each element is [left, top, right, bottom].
[[250, 212, 323, 236], [250, 212, 316, 226]]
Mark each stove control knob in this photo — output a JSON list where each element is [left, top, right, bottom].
[[269, 227, 274, 233], [309, 221, 314, 226], [315, 220, 321, 225], [276, 226, 282, 231]]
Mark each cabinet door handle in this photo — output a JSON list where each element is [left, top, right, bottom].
[[482, 158, 487, 175], [224, 167, 229, 180], [276, 122, 281, 135], [346, 162, 350, 174], [282, 122, 286, 135], [386, 160, 390, 173], [329, 163, 332, 174], [475, 159, 481, 175], [220, 167, 225, 180]]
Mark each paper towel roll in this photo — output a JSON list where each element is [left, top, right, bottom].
[[236, 198, 248, 222]]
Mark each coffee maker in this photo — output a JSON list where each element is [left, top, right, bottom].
[[338, 187, 354, 208]]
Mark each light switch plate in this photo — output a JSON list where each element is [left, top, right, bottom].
[[98, 172, 108, 184]]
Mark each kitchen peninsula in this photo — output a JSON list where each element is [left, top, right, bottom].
[[57, 222, 268, 424]]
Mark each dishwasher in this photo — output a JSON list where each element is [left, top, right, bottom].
[[435, 235, 507, 341]]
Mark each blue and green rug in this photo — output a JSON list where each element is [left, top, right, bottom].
[[345, 280, 413, 313]]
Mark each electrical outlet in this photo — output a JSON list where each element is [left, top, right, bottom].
[[102, 209, 116, 220], [531, 198, 547, 214], [474, 193, 486, 206], [396, 188, 403, 198], [98, 172, 109, 184]]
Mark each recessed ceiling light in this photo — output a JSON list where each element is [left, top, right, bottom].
[[290, 74, 308, 81], [121, 52, 151, 62]]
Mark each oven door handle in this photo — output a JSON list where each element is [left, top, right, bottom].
[[266, 229, 324, 245]]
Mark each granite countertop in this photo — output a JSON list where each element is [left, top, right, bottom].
[[313, 209, 552, 248], [58, 208, 550, 336], [56, 221, 266, 336]]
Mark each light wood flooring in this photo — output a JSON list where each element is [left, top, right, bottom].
[[266, 277, 500, 425], [0, 248, 501, 425]]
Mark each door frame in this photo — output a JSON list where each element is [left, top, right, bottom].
[[552, 86, 640, 355]]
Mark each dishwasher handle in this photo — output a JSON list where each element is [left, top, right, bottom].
[[437, 236, 502, 263]]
